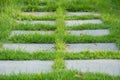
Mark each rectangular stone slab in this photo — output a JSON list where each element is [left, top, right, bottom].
[[3, 44, 55, 52], [67, 12, 100, 16], [66, 20, 102, 26], [22, 12, 99, 16], [22, 12, 55, 16], [11, 30, 54, 36], [67, 29, 109, 36], [17, 19, 102, 26], [0, 60, 53, 75], [65, 60, 120, 76], [66, 43, 118, 52], [16, 21, 55, 25]]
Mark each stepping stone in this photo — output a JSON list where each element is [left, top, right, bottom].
[[22, 12, 99, 17], [17, 19, 102, 26], [66, 43, 118, 52], [66, 20, 102, 26], [10, 30, 54, 36], [67, 29, 109, 36], [67, 12, 100, 16], [0, 60, 53, 75], [65, 60, 120, 76], [22, 12, 54, 16], [3, 44, 55, 52], [16, 21, 55, 25]]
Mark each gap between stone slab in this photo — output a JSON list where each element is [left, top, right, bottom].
[[65, 60, 120, 76], [0, 60, 54, 75]]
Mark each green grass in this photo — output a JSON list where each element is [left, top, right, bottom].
[[0, 0, 17, 42], [0, 50, 120, 60], [16, 13, 57, 20], [53, 1, 66, 74], [19, 0, 50, 6], [13, 23, 56, 30], [64, 35, 115, 43], [65, 23, 110, 30], [0, 0, 120, 79], [9, 34, 55, 43], [63, 0, 96, 12], [53, 57, 65, 70], [55, 6, 65, 51], [20, 0, 57, 12], [9, 34, 115, 45], [16, 14, 100, 20], [6, 0, 119, 51], [22, 4, 57, 12], [65, 15, 101, 20], [0, 71, 120, 80], [0, 15, 12, 42]]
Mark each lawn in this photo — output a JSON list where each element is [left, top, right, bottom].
[[0, 0, 120, 79]]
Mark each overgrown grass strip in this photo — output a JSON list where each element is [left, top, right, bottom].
[[13, 24, 56, 30], [0, 71, 120, 80], [0, 50, 120, 60], [9, 34, 55, 43]]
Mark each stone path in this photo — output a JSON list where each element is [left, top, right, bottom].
[[0, 60, 53, 75], [17, 19, 102, 26], [0, 60, 120, 75], [11, 29, 109, 36], [11, 30, 53, 36], [65, 60, 120, 76], [16, 21, 55, 25], [22, 12, 55, 16], [68, 29, 109, 36], [1, 1, 119, 76], [66, 20, 102, 26], [22, 12, 100, 16], [3, 43, 118, 53], [66, 43, 118, 52], [67, 12, 100, 16], [3, 44, 55, 52]]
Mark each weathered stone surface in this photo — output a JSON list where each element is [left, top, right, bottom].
[[66, 20, 102, 26], [22, 12, 99, 16], [65, 60, 120, 76], [67, 12, 100, 16], [3, 44, 55, 52], [16, 21, 55, 25], [17, 19, 102, 26], [11, 30, 54, 36], [22, 12, 54, 16], [67, 29, 109, 36], [0, 60, 53, 75], [66, 43, 118, 52]]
